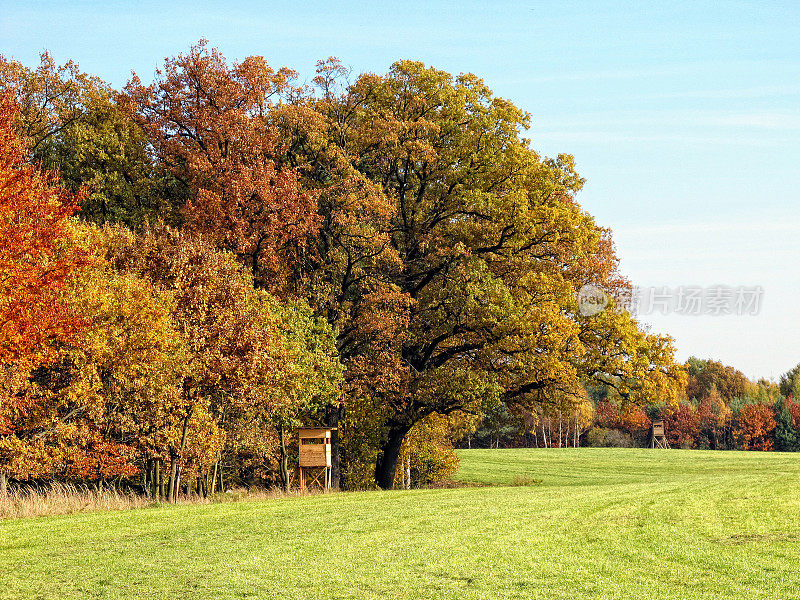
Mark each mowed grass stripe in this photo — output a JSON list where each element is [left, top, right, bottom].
[[1, 448, 799, 599]]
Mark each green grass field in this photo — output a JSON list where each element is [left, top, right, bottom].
[[2, 448, 799, 599]]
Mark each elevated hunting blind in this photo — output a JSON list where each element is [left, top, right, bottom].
[[298, 427, 335, 490], [651, 419, 669, 449]]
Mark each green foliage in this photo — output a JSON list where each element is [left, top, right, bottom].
[[773, 398, 800, 451], [0, 52, 180, 228], [266, 296, 343, 423], [471, 403, 523, 449], [779, 363, 800, 399], [52, 92, 183, 227]]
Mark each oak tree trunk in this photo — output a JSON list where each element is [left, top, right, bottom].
[[375, 426, 410, 490], [158, 459, 165, 499]]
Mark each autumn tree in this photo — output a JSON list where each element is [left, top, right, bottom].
[[735, 403, 776, 451], [594, 399, 651, 444], [662, 402, 700, 449], [0, 94, 87, 493], [3, 227, 190, 486], [685, 357, 749, 402], [98, 224, 342, 495], [0, 53, 176, 227], [99, 225, 279, 498], [121, 41, 320, 295], [0, 52, 96, 158], [288, 59, 683, 487], [696, 386, 732, 449]]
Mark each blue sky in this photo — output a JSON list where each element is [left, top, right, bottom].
[[2, 0, 799, 380]]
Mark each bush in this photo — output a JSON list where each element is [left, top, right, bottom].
[[585, 427, 635, 448]]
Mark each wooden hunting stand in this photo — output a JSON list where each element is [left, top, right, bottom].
[[650, 420, 670, 449], [298, 427, 335, 491]]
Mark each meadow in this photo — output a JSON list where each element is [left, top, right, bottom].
[[1, 448, 799, 599]]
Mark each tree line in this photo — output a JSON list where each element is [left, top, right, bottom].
[[0, 42, 684, 494], [469, 358, 800, 453]]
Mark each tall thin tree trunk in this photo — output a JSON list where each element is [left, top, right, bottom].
[[168, 454, 178, 502], [0, 472, 6, 496], [278, 425, 289, 493], [173, 408, 193, 502], [210, 460, 219, 495], [574, 413, 578, 447]]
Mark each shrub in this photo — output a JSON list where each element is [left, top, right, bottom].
[[585, 427, 635, 448]]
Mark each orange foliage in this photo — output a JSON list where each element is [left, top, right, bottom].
[[786, 396, 800, 428], [0, 93, 87, 370], [121, 41, 320, 295], [735, 403, 776, 451], [594, 400, 650, 438], [0, 93, 88, 454]]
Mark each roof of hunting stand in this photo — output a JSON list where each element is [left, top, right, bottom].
[[297, 427, 337, 431]]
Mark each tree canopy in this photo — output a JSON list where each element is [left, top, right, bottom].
[[0, 43, 688, 492]]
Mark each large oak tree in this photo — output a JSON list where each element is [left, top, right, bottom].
[[289, 60, 684, 488]]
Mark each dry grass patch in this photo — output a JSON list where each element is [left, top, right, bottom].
[[0, 482, 301, 520]]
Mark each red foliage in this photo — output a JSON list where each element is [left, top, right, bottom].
[[594, 400, 650, 438], [662, 403, 700, 449], [594, 400, 620, 429], [121, 41, 320, 295], [786, 396, 800, 429]]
